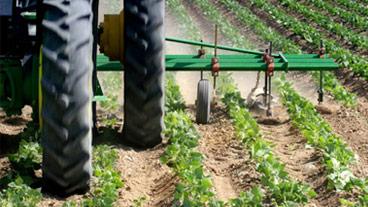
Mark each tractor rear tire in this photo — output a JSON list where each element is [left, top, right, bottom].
[[41, 0, 93, 196], [123, 0, 165, 148], [196, 79, 211, 124]]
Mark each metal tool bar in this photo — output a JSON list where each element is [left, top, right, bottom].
[[165, 37, 278, 56], [279, 52, 289, 72], [96, 54, 339, 72], [166, 54, 323, 59], [165, 63, 338, 70], [166, 58, 335, 63]]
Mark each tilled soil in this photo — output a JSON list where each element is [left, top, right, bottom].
[[0, 107, 32, 155], [290, 73, 368, 179], [0, 157, 10, 181], [190, 105, 260, 201], [252, 104, 343, 207], [115, 143, 176, 207]]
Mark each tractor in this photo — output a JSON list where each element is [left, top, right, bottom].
[[0, 0, 338, 197]]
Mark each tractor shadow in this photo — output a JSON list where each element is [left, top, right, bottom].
[[93, 126, 156, 152]]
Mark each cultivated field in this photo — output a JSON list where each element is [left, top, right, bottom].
[[1, 0, 368, 206]]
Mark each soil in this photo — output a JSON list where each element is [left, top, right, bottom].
[[252, 103, 345, 207], [115, 143, 176, 207], [0, 106, 32, 156], [0, 157, 10, 181], [289, 72, 368, 179], [190, 105, 260, 201]]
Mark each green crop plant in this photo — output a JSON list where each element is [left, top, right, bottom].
[[62, 145, 124, 207], [162, 111, 218, 206], [305, 0, 368, 31], [0, 177, 42, 207], [250, 0, 368, 80], [278, 0, 368, 50], [330, 0, 368, 17], [165, 73, 186, 112], [8, 140, 42, 175]]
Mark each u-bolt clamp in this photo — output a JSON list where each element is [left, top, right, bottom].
[[211, 57, 220, 77], [198, 48, 206, 58], [263, 53, 274, 76]]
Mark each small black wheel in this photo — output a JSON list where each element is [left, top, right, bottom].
[[196, 79, 211, 124]]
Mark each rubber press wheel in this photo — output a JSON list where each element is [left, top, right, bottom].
[[123, 0, 165, 148], [196, 79, 212, 124], [41, 0, 93, 196]]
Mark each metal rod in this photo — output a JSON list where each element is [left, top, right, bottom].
[[166, 37, 280, 56], [267, 42, 272, 116], [267, 75, 272, 116], [200, 40, 204, 80], [214, 25, 218, 57], [263, 48, 269, 106], [318, 40, 324, 104], [264, 73, 268, 105], [318, 70, 324, 104], [213, 25, 218, 90]]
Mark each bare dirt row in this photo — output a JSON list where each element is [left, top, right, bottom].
[[189, 105, 260, 201]]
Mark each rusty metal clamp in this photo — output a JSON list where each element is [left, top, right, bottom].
[[211, 57, 220, 77], [263, 53, 274, 76]]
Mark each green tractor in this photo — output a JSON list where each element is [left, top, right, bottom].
[[0, 0, 338, 197], [1, 0, 165, 196]]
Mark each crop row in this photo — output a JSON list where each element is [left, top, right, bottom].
[[0, 131, 123, 206], [217, 74, 315, 206], [304, 0, 368, 31], [162, 74, 219, 206], [164, 75, 265, 206], [166, 0, 202, 41], [217, 0, 356, 107], [191, 0, 252, 49], [0, 138, 42, 207], [331, 0, 368, 17], [278, 0, 368, 50], [277, 77, 368, 205], [63, 145, 123, 207], [249, 0, 368, 80]]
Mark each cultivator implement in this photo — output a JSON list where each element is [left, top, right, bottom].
[[96, 36, 338, 119], [0, 0, 338, 197]]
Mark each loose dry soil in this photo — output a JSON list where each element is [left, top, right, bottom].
[[190, 105, 260, 201]]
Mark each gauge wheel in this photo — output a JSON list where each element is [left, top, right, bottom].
[[196, 79, 211, 124]]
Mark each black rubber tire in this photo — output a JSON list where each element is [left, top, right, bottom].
[[123, 0, 165, 148], [196, 79, 211, 124], [41, 0, 93, 197]]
